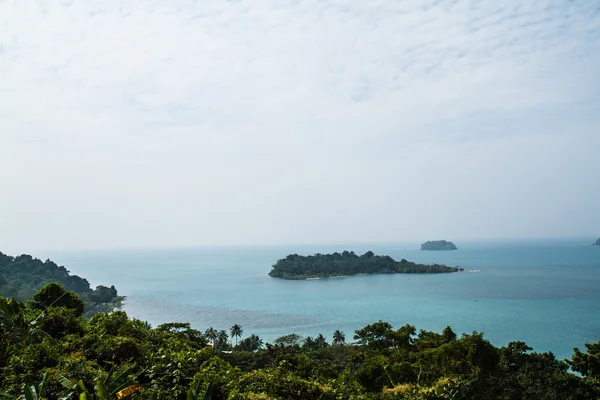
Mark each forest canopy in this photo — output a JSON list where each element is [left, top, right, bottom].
[[1, 285, 599, 399], [0, 251, 123, 317], [269, 251, 463, 279]]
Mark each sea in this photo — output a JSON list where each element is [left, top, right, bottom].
[[45, 238, 600, 361]]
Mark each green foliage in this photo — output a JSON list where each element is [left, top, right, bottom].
[[156, 322, 207, 350], [1, 291, 599, 399], [0, 253, 123, 317], [354, 320, 394, 349], [238, 335, 263, 352], [33, 283, 85, 317], [191, 357, 238, 400], [58, 365, 140, 399], [230, 324, 243, 347], [227, 364, 337, 400], [332, 330, 345, 345], [569, 342, 600, 378], [0, 371, 48, 400], [269, 251, 461, 279], [382, 377, 476, 400], [492, 342, 590, 399], [273, 333, 301, 348], [187, 377, 214, 400], [33, 306, 85, 339], [142, 348, 214, 399], [3, 338, 60, 390]]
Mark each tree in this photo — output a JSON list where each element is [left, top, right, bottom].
[[205, 327, 217, 347], [389, 324, 416, 349], [273, 333, 301, 347], [315, 334, 328, 348], [333, 330, 346, 345], [442, 326, 457, 342], [569, 341, 600, 378], [216, 329, 229, 351], [32, 283, 84, 317], [303, 336, 315, 351], [239, 334, 264, 352], [0, 296, 30, 368], [353, 320, 394, 349], [230, 324, 243, 347]]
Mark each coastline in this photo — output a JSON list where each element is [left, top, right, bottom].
[[272, 270, 461, 280], [305, 273, 368, 280], [46, 241, 600, 362]]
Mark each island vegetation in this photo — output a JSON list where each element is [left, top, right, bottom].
[[1, 282, 599, 399], [594, 238, 600, 246], [420, 241, 458, 251], [268, 251, 463, 280], [0, 251, 123, 317]]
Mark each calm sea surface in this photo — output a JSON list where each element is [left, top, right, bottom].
[[46, 239, 600, 360]]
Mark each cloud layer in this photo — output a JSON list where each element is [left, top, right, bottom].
[[1, 0, 599, 251]]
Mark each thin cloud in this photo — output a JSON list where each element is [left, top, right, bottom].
[[0, 0, 599, 251]]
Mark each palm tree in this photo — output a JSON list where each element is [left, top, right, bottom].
[[205, 327, 217, 347], [248, 334, 263, 350], [303, 336, 315, 349], [333, 330, 346, 345], [216, 330, 229, 351], [315, 333, 328, 348], [230, 324, 243, 347], [240, 334, 264, 351]]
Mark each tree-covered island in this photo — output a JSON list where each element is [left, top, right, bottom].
[[420, 240, 458, 250], [268, 251, 463, 280], [594, 238, 600, 245]]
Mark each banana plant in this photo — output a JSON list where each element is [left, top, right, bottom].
[[58, 367, 140, 400], [0, 372, 49, 400]]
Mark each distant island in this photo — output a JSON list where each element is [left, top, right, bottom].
[[594, 238, 600, 246], [269, 251, 463, 280], [421, 240, 458, 250]]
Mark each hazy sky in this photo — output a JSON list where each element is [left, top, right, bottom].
[[1, 0, 599, 252]]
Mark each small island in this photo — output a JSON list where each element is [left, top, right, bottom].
[[594, 238, 600, 246], [421, 240, 458, 251], [269, 251, 463, 280]]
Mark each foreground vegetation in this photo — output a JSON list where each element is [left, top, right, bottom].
[[0, 252, 123, 317], [1, 283, 599, 399], [269, 251, 462, 280]]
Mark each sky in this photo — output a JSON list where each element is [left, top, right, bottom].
[[1, 0, 599, 253]]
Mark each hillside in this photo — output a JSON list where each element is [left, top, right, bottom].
[[0, 251, 123, 316]]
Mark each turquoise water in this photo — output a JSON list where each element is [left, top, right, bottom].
[[46, 238, 600, 360]]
